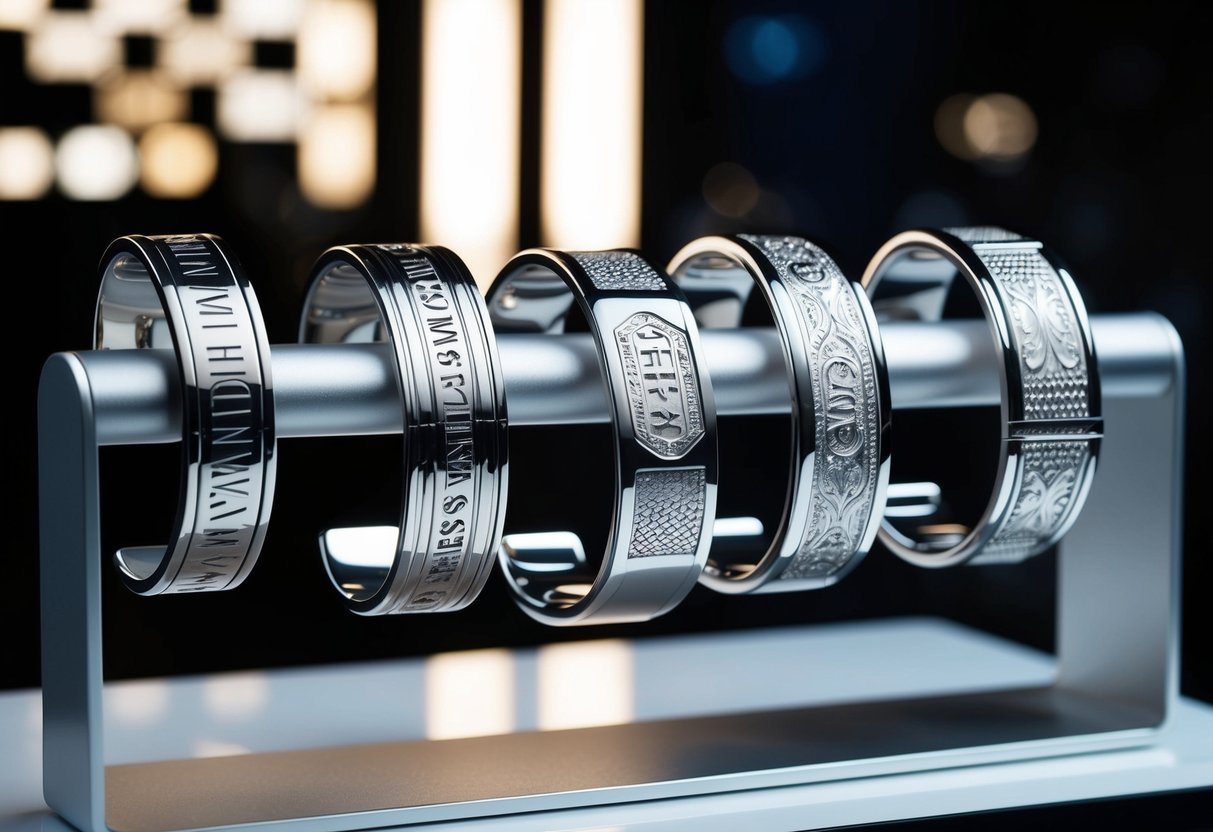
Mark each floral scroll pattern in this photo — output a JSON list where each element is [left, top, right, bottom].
[[739, 235, 881, 580]]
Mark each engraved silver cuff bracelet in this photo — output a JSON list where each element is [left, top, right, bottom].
[[861, 227, 1101, 566], [669, 234, 890, 592], [94, 233, 277, 594], [300, 244, 508, 614], [488, 249, 718, 625]]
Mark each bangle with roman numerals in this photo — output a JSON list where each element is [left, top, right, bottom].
[[487, 249, 718, 626], [669, 234, 890, 592], [861, 227, 1101, 566], [300, 244, 508, 615], [94, 233, 277, 594]]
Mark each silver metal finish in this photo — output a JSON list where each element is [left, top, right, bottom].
[[669, 235, 890, 593], [76, 318, 1156, 442], [487, 249, 718, 625], [862, 227, 1102, 567], [38, 311, 1184, 832], [93, 233, 276, 595], [299, 244, 507, 615]]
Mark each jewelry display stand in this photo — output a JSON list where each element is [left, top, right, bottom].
[[38, 313, 1188, 832]]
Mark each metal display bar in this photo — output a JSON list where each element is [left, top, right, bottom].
[[86, 316, 1163, 443], [38, 312, 1186, 832]]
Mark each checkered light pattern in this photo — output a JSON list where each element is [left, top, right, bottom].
[[0, 0, 376, 206]]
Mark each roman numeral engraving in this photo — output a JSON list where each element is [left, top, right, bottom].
[[190, 290, 234, 314]]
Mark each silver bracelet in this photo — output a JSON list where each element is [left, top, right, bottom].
[[94, 233, 276, 594], [300, 243, 508, 613], [488, 249, 718, 625], [669, 234, 890, 591], [861, 227, 1101, 566]]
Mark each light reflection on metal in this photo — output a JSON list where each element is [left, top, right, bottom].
[[425, 650, 516, 740], [107, 679, 171, 729], [537, 639, 634, 730], [202, 673, 271, 723]]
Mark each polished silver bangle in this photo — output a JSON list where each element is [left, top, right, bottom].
[[861, 227, 1101, 566], [94, 233, 276, 594], [300, 243, 508, 614], [669, 234, 890, 592], [487, 249, 718, 625]]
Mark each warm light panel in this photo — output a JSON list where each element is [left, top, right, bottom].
[[299, 104, 377, 209], [541, 0, 643, 250], [420, 0, 521, 286], [298, 0, 376, 102]]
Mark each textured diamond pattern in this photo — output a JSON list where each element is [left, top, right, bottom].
[[573, 251, 667, 292], [627, 468, 707, 558], [976, 440, 1092, 564], [978, 247, 1091, 420], [948, 226, 1025, 243], [950, 227, 1096, 563]]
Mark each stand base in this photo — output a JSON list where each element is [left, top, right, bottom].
[[6, 618, 1210, 831]]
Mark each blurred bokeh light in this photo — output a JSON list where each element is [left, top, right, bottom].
[[95, 71, 189, 131], [158, 19, 249, 85], [298, 0, 376, 102], [2, 0, 377, 209], [0, 127, 55, 200], [936, 92, 1038, 164], [55, 125, 138, 200], [139, 123, 218, 199], [702, 162, 760, 218], [299, 104, 376, 209], [24, 11, 120, 82], [725, 13, 826, 84]]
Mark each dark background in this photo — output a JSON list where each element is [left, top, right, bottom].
[[3, 0, 1209, 719]]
